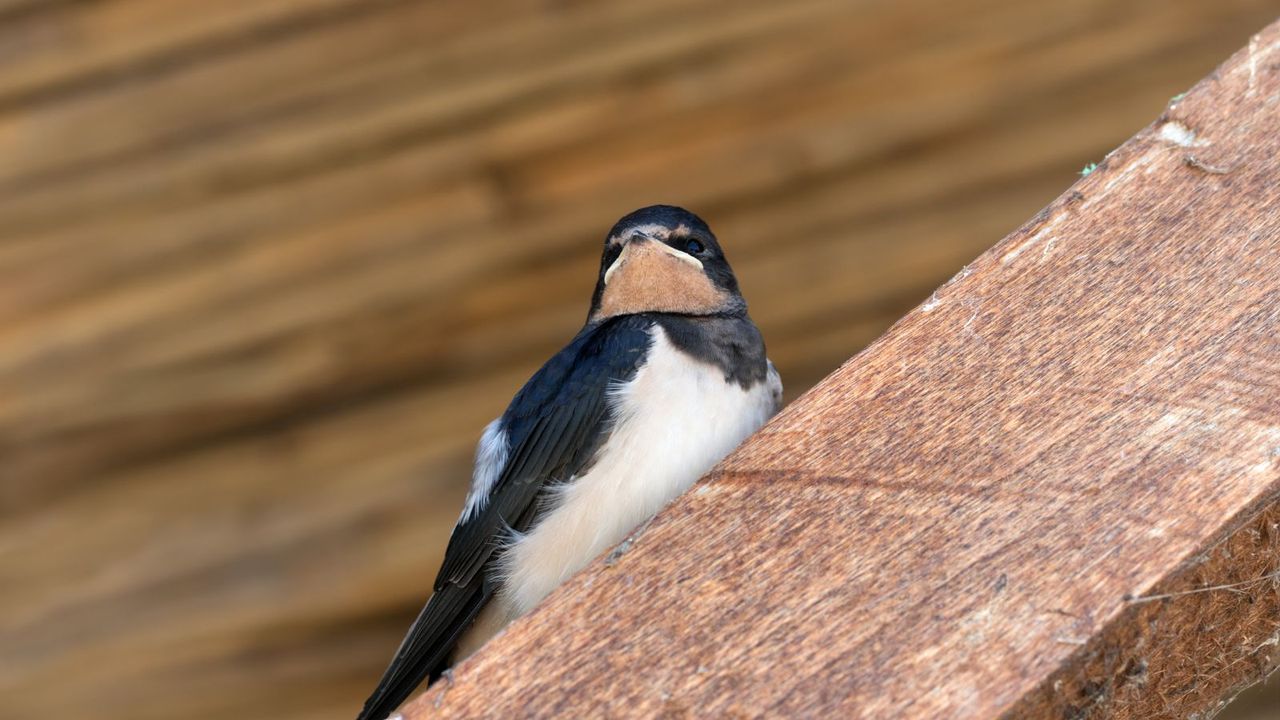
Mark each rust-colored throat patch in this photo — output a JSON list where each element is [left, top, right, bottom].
[[594, 239, 731, 321]]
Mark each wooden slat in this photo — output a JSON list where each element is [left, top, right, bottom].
[[0, 0, 407, 106], [2, 2, 1278, 719], [406, 20, 1280, 719], [2, 0, 1267, 496]]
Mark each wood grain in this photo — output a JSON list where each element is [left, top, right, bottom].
[[2, 2, 1278, 719], [406, 19, 1280, 719]]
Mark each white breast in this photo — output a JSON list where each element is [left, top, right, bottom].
[[497, 325, 780, 617]]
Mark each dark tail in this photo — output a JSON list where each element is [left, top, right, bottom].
[[356, 582, 490, 720]]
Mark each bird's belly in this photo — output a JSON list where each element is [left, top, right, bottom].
[[498, 329, 777, 619]]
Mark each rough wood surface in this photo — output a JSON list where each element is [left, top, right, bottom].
[[3, 2, 1280, 719], [406, 21, 1280, 719]]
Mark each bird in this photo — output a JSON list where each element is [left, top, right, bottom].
[[355, 205, 782, 720]]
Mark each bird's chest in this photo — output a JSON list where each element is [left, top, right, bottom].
[[498, 328, 773, 616]]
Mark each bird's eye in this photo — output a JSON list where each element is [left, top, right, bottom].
[[684, 238, 705, 255]]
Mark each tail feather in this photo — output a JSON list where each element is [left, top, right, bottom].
[[356, 582, 490, 720]]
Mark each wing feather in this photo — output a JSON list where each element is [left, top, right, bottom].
[[355, 315, 653, 720]]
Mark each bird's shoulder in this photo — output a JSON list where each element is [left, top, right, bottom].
[[503, 313, 656, 426], [649, 313, 770, 389]]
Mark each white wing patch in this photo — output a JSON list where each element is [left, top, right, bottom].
[[766, 359, 783, 410], [459, 418, 509, 522]]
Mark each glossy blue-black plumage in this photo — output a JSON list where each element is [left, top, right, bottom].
[[436, 314, 655, 587], [606, 204, 713, 239], [355, 314, 655, 720]]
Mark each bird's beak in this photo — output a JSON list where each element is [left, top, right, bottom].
[[603, 236, 703, 286]]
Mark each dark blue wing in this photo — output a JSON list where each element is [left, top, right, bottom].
[[355, 315, 654, 720], [435, 313, 654, 586]]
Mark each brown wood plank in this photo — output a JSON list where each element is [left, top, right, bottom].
[[406, 20, 1280, 719], [2, 2, 1278, 719]]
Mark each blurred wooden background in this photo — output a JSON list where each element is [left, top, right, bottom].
[[1, 1, 1277, 718]]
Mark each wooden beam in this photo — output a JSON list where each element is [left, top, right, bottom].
[[404, 20, 1280, 719]]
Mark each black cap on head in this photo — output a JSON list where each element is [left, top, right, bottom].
[[604, 205, 714, 241]]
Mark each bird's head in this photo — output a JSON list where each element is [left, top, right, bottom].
[[587, 205, 745, 323]]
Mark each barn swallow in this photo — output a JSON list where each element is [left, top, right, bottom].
[[356, 205, 782, 720]]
